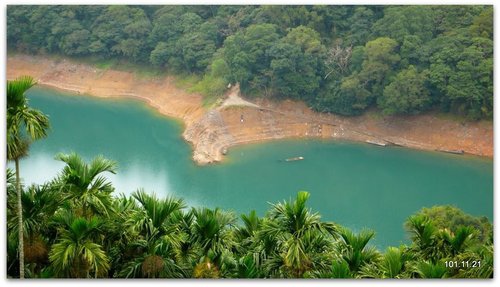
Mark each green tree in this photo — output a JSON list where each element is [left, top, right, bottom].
[[48, 7, 89, 54], [149, 12, 205, 70], [362, 246, 412, 278], [455, 244, 493, 278], [309, 6, 352, 40], [7, 183, 62, 276], [405, 215, 440, 262], [268, 42, 320, 101], [49, 216, 110, 278], [315, 73, 370, 116], [128, 190, 186, 246], [283, 25, 326, 55], [55, 152, 117, 219], [92, 6, 151, 60], [191, 57, 230, 103], [345, 7, 375, 46], [359, 37, 400, 97], [25, 6, 60, 53], [349, 46, 365, 73], [417, 205, 492, 243], [7, 6, 36, 52], [234, 210, 261, 247], [336, 227, 379, 276], [400, 35, 428, 68], [99, 194, 138, 277], [329, 259, 353, 278], [429, 33, 493, 119], [119, 190, 187, 278], [60, 29, 91, 55], [413, 261, 447, 278], [268, 26, 326, 101], [433, 6, 484, 34], [223, 23, 279, 93], [258, 191, 337, 278], [381, 247, 407, 278], [372, 6, 435, 44], [7, 76, 50, 279], [150, 42, 171, 67], [469, 6, 493, 38], [254, 6, 311, 34], [191, 207, 237, 277], [379, 65, 430, 115], [176, 29, 217, 72]]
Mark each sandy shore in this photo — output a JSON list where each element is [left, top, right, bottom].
[[7, 54, 493, 164]]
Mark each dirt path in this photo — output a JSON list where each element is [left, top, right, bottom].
[[219, 83, 260, 109], [7, 54, 493, 164]]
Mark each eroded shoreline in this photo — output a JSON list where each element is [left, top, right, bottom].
[[7, 54, 493, 164]]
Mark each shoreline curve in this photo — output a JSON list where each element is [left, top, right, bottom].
[[7, 54, 493, 164]]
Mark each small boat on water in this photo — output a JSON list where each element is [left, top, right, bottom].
[[437, 149, 464, 155], [285, 156, 304, 162], [366, 140, 387, 147]]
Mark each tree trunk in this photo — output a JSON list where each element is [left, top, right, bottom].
[[83, 202, 86, 219], [15, 158, 24, 279]]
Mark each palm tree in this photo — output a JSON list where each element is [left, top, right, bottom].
[[330, 259, 353, 278], [412, 261, 448, 278], [49, 214, 110, 278], [235, 254, 262, 278], [6, 169, 20, 276], [234, 210, 261, 248], [171, 209, 200, 272], [7, 183, 62, 276], [129, 190, 186, 237], [55, 152, 117, 218], [455, 244, 493, 278], [6, 168, 17, 221], [258, 191, 337, 278], [405, 214, 474, 263], [361, 246, 413, 278], [191, 207, 237, 277], [233, 210, 264, 278], [7, 76, 50, 278], [119, 190, 187, 278], [101, 194, 139, 277], [119, 229, 186, 278], [440, 226, 475, 257], [405, 214, 442, 261], [336, 227, 380, 277], [379, 247, 407, 278]]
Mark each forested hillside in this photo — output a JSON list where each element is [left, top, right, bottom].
[[7, 5, 493, 119]]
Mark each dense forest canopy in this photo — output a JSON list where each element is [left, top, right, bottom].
[[7, 5, 493, 118]]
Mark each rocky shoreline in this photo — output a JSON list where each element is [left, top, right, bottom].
[[7, 54, 493, 164]]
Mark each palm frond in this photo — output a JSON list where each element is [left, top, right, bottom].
[[330, 259, 353, 278], [7, 76, 36, 107], [413, 260, 447, 278], [88, 155, 118, 179]]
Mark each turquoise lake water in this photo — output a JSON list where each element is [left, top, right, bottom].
[[19, 87, 493, 248]]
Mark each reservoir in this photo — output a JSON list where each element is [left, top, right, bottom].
[[20, 87, 493, 248]]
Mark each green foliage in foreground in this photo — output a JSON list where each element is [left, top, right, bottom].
[[7, 5, 493, 119], [6, 154, 493, 279], [7, 76, 51, 279]]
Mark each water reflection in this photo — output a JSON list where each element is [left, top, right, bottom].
[[17, 152, 64, 185], [107, 162, 172, 196], [17, 151, 173, 198]]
